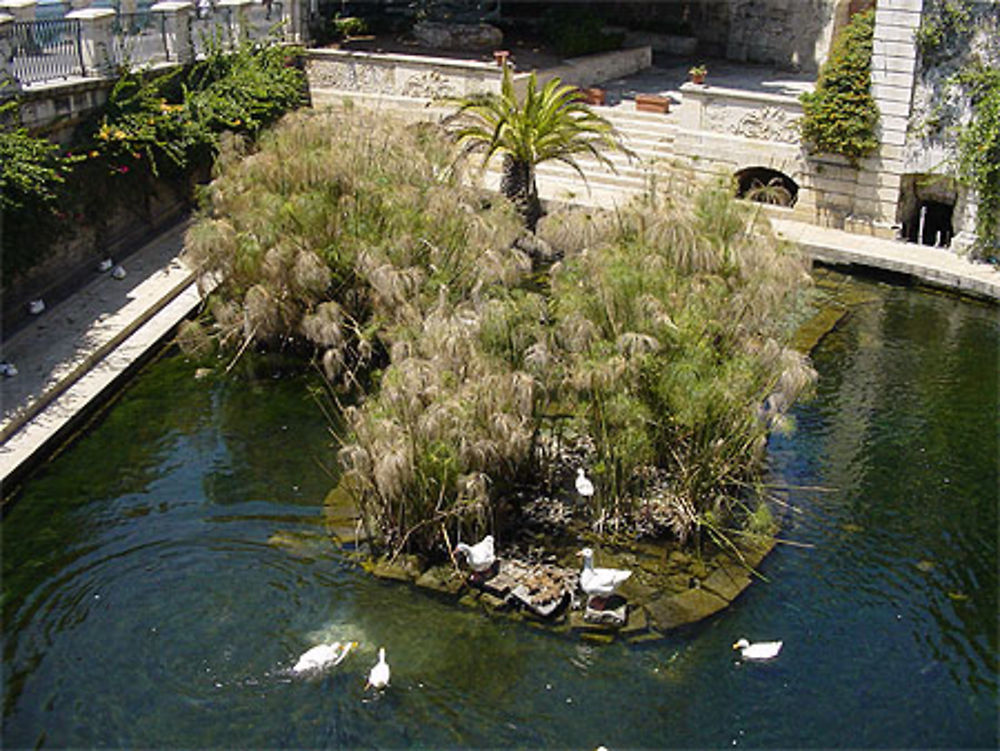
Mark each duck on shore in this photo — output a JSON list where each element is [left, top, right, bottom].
[[578, 547, 631, 609], [454, 534, 496, 579]]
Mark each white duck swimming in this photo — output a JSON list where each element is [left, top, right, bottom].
[[366, 647, 390, 690], [732, 638, 783, 661], [292, 640, 358, 674], [575, 468, 595, 498], [578, 547, 631, 609], [454, 534, 496, 574]]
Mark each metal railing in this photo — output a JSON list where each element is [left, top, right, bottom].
[[4, 3, 288, 89], [9, 18, 85, 85], [111, 10, 168, 67]]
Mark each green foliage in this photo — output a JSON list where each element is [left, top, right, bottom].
[[541, 184, 814, 540], [915, 0, 973, 64], [333, 15, 367, 39], [543, 8, 624, 58], [955, 63, 1000, 255], [0, 93, 78, 211], [799, 9, 879, 165], [91, 38, 306, 178], [445, 65, 628, 229], [0, 90, 84, 279], [2, 39, 305, 284]]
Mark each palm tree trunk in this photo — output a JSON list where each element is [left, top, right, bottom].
[[501, 155, 542, 231]]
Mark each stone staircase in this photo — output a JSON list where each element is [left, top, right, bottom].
[[309, 87, 683, 208]]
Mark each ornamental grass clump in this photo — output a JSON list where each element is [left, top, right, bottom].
[[192, 108, 814, 560], [538, 183, 815, 543]]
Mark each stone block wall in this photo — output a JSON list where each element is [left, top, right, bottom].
[[726, 0, 845, 73]]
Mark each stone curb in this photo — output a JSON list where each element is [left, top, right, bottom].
[[0, 269, 197, 445]]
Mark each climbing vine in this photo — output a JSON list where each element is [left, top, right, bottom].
[[955, 63, 1000, 256], [799, 9, 879, 165], [914, 0, 974, 65]]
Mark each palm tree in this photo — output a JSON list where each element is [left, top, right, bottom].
[[445, 65, 629, 230]]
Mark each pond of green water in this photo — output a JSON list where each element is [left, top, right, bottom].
[[2, 273, 996, 748]]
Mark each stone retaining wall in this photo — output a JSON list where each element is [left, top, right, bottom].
[[305, 46, 653, 100]]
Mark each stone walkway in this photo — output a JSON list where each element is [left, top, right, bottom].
[[0, 220, 203, 494]]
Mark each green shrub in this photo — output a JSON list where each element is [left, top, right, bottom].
[[2, 39, 305, 284], [543, 8, 624, 58], [799, 9, 879, 165], [0, 91, 84, 280]]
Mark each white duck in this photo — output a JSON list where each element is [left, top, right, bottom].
[[454, 534, 496, 575], [366, 647, 390, 690], [578, 547, 631, 609], [111, 265, 127, 280], [732, 638, 783, 661], [28, 299, 45, 315], [575, 468, 595, 498], [292, 640, 357, 674], [97, 258, 114, 272]]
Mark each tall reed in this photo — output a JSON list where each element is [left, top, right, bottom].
[[190, 110, 814, 557]]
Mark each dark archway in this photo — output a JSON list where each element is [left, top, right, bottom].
[[904, 201, 955, 247], [898, 175, 956, 248], [734, 167, 799, 208]]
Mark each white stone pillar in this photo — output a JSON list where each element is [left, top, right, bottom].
[[152, 0, 194, 63], [282, 0, 303, 44], [0, 13, 19, 93], [217, 0, 251, 43], [0, 0, 36, 23], [870, 0, 924, 227], [66, 7, 116, 76]]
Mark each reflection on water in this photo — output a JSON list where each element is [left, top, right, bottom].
[[2, 277, 997, 748]]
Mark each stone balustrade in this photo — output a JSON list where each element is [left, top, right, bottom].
[[152, 0, 195, 64], [65, 7, 116, 76]]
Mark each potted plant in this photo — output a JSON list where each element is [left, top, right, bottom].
[[688, 65, 707, 84]]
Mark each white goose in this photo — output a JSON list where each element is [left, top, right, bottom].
[[578, 547, 631, 608], [366, 647, 390, 690], [292, 640, 357, 674], [454, 534, 496, 574], [575, 468, 595, 498], [732, 638, 783, 661]]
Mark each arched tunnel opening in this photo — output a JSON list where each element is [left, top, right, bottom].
[[734, 167, 799, 208]]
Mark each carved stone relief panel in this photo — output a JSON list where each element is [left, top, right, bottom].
[[308, 60, 393, 94], [401, 69, 458, 99], [703, 102, 800, 143]]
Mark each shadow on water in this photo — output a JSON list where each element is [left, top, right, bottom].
[[2, 276, 997, 748]]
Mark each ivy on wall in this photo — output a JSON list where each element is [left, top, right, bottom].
[[798, 9, 879, 166], [914, 0, 999, 256], [955, 64, 1000, 256]]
